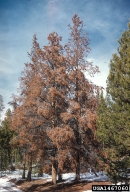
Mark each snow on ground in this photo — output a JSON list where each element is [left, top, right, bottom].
[[80, 171, 108, 182], [0, 170, 23, 192], [1, 170, 127, 192], [0, 169, 53, 192], [0, 177, 22, 192], [83, 191, 92, 192], [62, 171, 108, 183], [0, 169, 108, 192]]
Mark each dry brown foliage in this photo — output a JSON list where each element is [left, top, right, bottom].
[[11, 14, 101, 183]]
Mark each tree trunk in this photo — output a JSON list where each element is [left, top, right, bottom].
[[22, 163, 26, 179], [0, 150, 2, 171], [57, 168, 62, 182], [52, 160, 57, 185], [91, 167, 98, 177], [8, 149, 11, 166], [125, 171, 128, 185], [76, 151, 80, 181], [27, 160, 32, 181]]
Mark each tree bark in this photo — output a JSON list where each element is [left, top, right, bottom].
[[8, 149, 11, 165], [125, 171, 128, 185], [76, 151, 80, 181], [22, 162, 26, 179], [52, 160, 57, 185], [57, 168, 62, 182], [91, 167, 98, 177], [27, 160, 32, 181]]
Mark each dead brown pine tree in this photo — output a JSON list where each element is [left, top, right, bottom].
[[11, 35, 46, 181], [11, 14, 100, 184], [39, 32, 69, 184], [59, 14, 100, 180], [12, 32, 69, 184]]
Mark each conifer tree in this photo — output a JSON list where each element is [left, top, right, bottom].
[[37, 32, 68, 184], [0, 95, 4, 122], [97, 22, 130, 183], [11, 35, 46, 181], [11, 33, 68, 183], [56, 14, 100, 180], [11, 15, 100, 184], [0, 109, 14, 171]]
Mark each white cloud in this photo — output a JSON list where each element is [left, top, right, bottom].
[[0, 59, 16, 75]]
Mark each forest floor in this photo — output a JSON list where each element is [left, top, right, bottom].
[[0, 170, 110, 192], [12, 178, 111, 192]]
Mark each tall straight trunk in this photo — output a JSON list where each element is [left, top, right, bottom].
[[75, 123, 81, 181], [52, 160, 57, 185], [0, 150, 2, 171], [22, 162, 26, 179], [125, 171, 128, 185], [7, 149, 11, 165], [76, 150, 80, 181], [27, 160, 32, 181], [51, 116, 57, 185], [57, 168, 62, 182]]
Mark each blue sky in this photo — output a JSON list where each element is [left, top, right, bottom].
[[0, 0, 130, 119]]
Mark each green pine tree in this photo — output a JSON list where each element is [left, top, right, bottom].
[[0, 109, 14, 171], [97, 22, 130, 183], [0, 95, 4, 122]]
